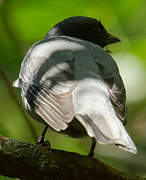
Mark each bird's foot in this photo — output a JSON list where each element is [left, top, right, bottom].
[[36, 126, 50, 148], [37, 140, 51, 149]]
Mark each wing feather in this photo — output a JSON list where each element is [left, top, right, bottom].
[[22, 85, 63, 131], [106, 76, 127, 125], [95, 61, 127, 125], [24, 83, 74, 131], [20, 59, 76, 131]]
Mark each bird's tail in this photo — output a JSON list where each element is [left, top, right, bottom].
[[75, 113, 137, 154]]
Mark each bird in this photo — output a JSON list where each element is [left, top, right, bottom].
[[13, 16, 137, 156]]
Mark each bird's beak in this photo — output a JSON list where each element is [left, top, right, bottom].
[[105, 33, 120, 46]]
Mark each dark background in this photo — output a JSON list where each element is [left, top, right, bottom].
[[0, 0, 146, 179]]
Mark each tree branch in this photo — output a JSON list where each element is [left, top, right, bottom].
[[0, 136, 145, 180]]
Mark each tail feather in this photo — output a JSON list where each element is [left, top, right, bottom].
[[75, 114, 137, 154]]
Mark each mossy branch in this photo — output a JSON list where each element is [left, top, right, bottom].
[[0, 136, 145, 180]]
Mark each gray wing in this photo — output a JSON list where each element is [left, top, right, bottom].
[[23, 84, 74, 131], [21, 61, 76, 131], [13, 38, 79, 131], [15, 41, 76, 131], [95, 51, 127, 125]]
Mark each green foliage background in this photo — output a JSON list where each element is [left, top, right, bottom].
[[0, 0, 146, 179]]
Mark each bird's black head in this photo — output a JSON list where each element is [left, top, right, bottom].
[[44, 16, 120, 48]]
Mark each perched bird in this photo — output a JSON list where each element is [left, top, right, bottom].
[[13, 16, 137, 156]]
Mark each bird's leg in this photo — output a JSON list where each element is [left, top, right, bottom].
[[37, 126, 50, 147], [88, 137, 96, 157]]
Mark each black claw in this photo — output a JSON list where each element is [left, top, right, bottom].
[[88, 137, 96, 157], [38, 140, 51, 149]]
